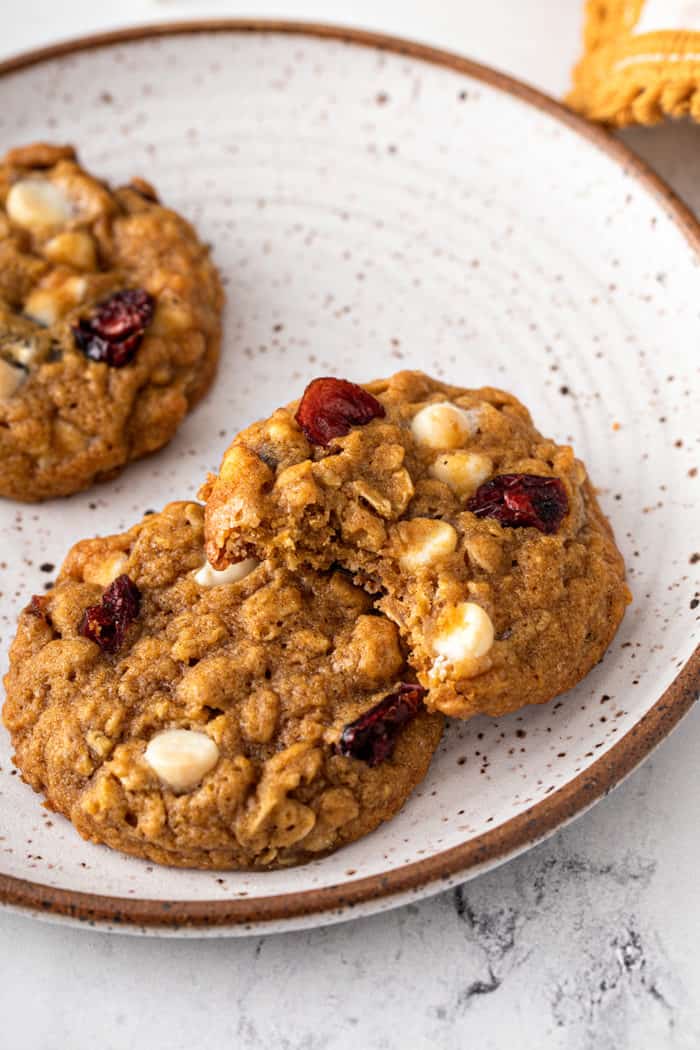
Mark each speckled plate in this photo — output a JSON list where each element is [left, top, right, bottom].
[[0, 22, 698, 937]]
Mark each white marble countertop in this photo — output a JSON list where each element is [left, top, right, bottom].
[[1, 3, 699, 1048]]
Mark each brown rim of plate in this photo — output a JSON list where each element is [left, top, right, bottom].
[[0, 19, 698, 931]]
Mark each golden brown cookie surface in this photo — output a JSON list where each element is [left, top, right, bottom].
[[0, 143, 223, 501], [203, 370, 630, 719], [2, 502, 442, 870]]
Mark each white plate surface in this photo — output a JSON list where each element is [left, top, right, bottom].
[[0, 25, 698, 935]]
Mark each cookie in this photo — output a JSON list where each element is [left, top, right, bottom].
[[2, 501, 443, 870], [202, 370, 630, 719], [0, 143, 223, 501]]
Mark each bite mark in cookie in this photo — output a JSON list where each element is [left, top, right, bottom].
[[202, 370, 630, 720]]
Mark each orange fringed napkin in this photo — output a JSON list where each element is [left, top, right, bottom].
[[569, 0, 700, 125]]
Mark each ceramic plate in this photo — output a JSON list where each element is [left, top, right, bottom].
[[0, 22, 698, 937]]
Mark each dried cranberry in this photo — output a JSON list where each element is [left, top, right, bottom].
[[466, 473, 568, 534], [294, 377, 385, 446], [336, 683, 426, 767], [78, 574, 141, 653], [72, 289, 154, 368], [27, 594, 49, 619]]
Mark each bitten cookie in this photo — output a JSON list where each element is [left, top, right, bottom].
[[0, 143, 223, 501], [202, 370, 630, 719], [2, 502, 442, 870]]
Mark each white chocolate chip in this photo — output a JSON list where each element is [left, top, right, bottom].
[[144, 729, 219, 793], [83, 552, 128, 588], [0, 357, 25, 399], [429, 450, 492, 497], [393, 518, 458, 570], [410, 401, 479, 450], [193, 558, 259, 588], [432, 602, 494, 677], [6, 178, 73, 232]]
